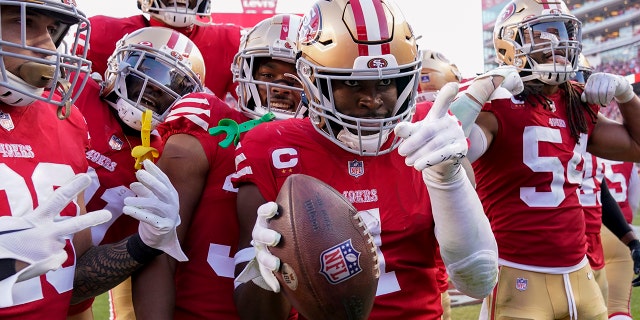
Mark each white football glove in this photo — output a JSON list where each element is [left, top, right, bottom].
[[0, 174, 111, 307], [470, 65, 524, 100], [581, 72, 635, 105], [123, 159, 188, 262], [395, 82, 467, 184], [235, 201, 282, 292], [450, 65, 522, 136]]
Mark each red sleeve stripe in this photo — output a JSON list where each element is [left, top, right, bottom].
[[280, 14, 290, 40]]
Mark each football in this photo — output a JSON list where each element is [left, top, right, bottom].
[[269, 174, 379, 320]]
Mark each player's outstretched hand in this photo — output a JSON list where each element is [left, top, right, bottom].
[[582, 73, 635, 105], [123, 159, 188, 262], [0, 174, 111, 307], [236, 201, 282, 292], [395, 82, 467, 184]]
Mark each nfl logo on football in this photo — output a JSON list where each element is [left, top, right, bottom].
[[319, 239, 362, 284]]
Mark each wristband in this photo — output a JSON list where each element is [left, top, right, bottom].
[[628, 239, 640, 251], [126, 234, 162, 264]]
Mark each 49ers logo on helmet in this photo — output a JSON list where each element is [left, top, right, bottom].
[[170, 51, 188, 61], [299, 4, 321, 45], [367, 58, 388, 69], [498, 3, 515, 23]]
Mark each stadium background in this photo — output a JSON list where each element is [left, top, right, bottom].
[[74, 0, 639, 317]]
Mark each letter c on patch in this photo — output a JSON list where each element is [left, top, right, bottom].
[[272, 148, 298, 169]]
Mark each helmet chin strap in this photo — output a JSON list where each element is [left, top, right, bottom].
[[0, 65, 50, 107]]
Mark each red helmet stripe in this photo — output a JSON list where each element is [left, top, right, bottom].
[[371, 0, 391, 54], [184, 39, 194, 56], [541, 1, 561, 10], [167, 29, 180, 49], [280, 14, 290, 40], [351, 0, 391, 57]]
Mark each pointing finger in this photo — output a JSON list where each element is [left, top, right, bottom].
[[426, 82, 459, 121]]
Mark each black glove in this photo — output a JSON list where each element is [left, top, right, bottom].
[[629, 239, 640, 287]]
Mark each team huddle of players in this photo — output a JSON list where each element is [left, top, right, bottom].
[[0, 0, 639, 320]]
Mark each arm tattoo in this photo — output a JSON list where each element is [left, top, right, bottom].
[[71, 236, 143, 304]]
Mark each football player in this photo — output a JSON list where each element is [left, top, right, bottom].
[[131, 14, 304, 319], [416, 49, 469, 320], [67, 26, 206, 320], [602, 158, 640, 319], [232, 0, 498, 319], [0, 1, 185, 318], [574, 56, 640, 320], [449, 0, 640, 318], [75, 0, 241, 101]]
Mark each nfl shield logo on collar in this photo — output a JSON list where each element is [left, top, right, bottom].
[[0, 111, 14, 131], [348, 159, 364, 178], [109, 135, 124, 150]]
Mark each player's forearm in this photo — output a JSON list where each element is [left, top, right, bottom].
[[131, 255, 176, 320], [618, 95, 640, 159], [234, 282, 291, 320], [71, 234, 161, 304], [426, 169, 498, 298], [601, 181, 633, 239]]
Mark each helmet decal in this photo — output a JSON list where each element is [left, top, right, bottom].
[[299, 4, 321, 45], [367, 58, 388, 69], [498, 3, 516, 24]]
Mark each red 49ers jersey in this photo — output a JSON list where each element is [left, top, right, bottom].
[[72, 74, 163, 246], [602, 159, 636, 223], [78, 15, 242, 100], [232, 111, 444, 319], [472, 85, 599, 268], [579, 153, 605, 270], [0, 101, 90, 319], [156, 92, 248, 320]]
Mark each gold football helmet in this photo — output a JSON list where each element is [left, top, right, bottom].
[[138, 0, 213, 27], [493, 0, 582, 85], [417, 50, 462, 102], [297, 0, 420, 156], [232, 14, 304, 120], [0, 0, 91, 117], [102, 27, 205, 130]]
